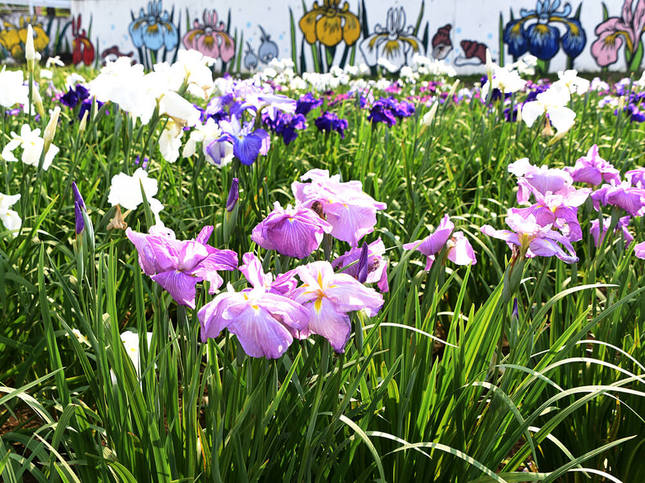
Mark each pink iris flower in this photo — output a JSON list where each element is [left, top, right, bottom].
[[403, 214, 477, 270], [251, 202, 333, 259], [332, 238, 389, 292], [590, 215, 634, 248], [481, 211, 578, 264], [565, 145, 621, 186], [292, 169, 387, 247], [590, 181, 645, 216], [626, 167, 645, 188], [292, 261, 384, 353], [126, 226, 238, 309], [635, 241, 645, 259], [508, 158, 574, 204], [591, 0, 645, 67], [198, 253, 309, 359]]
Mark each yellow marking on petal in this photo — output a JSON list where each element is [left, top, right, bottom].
[[314, 297, 323, 313], [317, 271, 323, 288]]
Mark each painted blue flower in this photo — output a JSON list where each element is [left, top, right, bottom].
[[503, 0, 586, 62], [129, 0, 179, 52]]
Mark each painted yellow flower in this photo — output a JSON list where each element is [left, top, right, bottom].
[[0, 16, 49, 58], [299, 0, 360, 47]]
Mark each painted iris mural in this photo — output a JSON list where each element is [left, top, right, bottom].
[[299, 0, 360, 48], [359, 6, 423, 73], [183, 9, 235, 63], [504, 0, 586, 70], [129, 0, 179, 66], [591, 0, 645, 71]]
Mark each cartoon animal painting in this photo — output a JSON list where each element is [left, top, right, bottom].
[[101, 45, 134, 65], [431, 24, 452, 60], [359, 6, 423, 72], [591, 0, 645, 71], [454, 40, 488, 66], [183, 9, 235, 62], [244, 26, 279, 70], [503, 0, 586, 68]]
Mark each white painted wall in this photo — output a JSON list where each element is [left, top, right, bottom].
[[62, 0, 641, 73]]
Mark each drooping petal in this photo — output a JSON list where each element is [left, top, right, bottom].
[[303, 296, 352, 352], [228, 305, 294, 359], [447, 231, 477, 266], [151, 270, 200, 308]]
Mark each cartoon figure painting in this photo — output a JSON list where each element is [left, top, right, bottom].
[[454, 40, 488, 66], [183, 9, 235, 63], [244, 26, 279, 70], [359, 6, 423, 72], [129, 0, 179, 66], [591, 0, 645, 71], [503, 0, 586, 70]]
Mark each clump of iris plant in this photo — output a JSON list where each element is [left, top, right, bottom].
[[314, 111, 348, 138]]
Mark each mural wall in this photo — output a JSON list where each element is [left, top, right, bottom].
[[1, 0, 644, 74]]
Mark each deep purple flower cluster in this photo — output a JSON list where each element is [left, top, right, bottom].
[[295, 92, 322, 116], [263, 111, 307, 145], [367, 97, 416, 126], [314, 111, 348, 138], [59, 84, 100, 120]]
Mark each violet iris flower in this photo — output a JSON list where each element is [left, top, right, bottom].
[[292, 169, 387, 247], [368, 97, 415, 126], [296, 92, 323, 115], [292, 261, 383, 353], [590, 215, 633, 248], [590, 181, 645, 217], [626, 167, 645, 188], [508, 158, 574, 203], [218, 115, 270, 166], [403, 214, 477, 270], [198, 252, 309, 359], [263, 111, 306, 145], [635, 241, 645, 259], [314, 111, 348, 138], [565, 145, 621, 186], [251, 202, 333, 259], [332, 238, 389, 292], [481, 211, 578, 263], [60, 85, 90, 109], [72, 181, 85, 235], [126, 226, 238, 308], [512, 180, 590, 242]]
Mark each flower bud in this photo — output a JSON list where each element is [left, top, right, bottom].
[[25, 24, 37, 72], [79, 110, 89, 133], [226, 177, 239, 212], [421, 102, 438, 127], [357, 242, 369, 283], [32, 87, 45, 118], [43, 106, 60, 152]]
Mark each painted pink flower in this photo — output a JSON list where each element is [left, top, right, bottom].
[[591, 0, 645, 67], [183, 9, 235, 62]]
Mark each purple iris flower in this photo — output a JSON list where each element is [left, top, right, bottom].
[[481, 211, 578, 264], [314, 111, 348, 138], [590, 215, 633, 248], [332, 238, 389, 292], [367, 97, 415, 126], [226, 178, 239, 212], [403, 214, 477, 270], [219, 115, 270, 166], [263, 111, 307, 145], [126, 226, 238, 309], [635, 241, 645, 259], [72, 181, 85, 235], [296, 93, 323, 116], [251, 202, 333, 259], [565, 145, 621, 186], [512, 180, 590, 242], [590, 181, 645, 217], [292, 261, 383, 353], [292, 169, 387, 247], [508, 158, 574, 204], [198, 252, 310, 359], [626, 167, 645, 188]]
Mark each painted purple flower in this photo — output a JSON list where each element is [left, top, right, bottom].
[[126, 226, 238, 308], [565, 145, 621, 186], [226, 177, 239, 212], [314, 111, 348, 138], [626, 167, 645, 188], [403, 214, 477, 270], [218, 115, 270, 166], [198, 252, 310, 359], [296, 92, 323, 116], [251, 202, 333, 259], [508, 158, 574, 204], [332, 238, 389, 292], [292, 169, 387, 247], [72, 181, 86, 235], [635, 241, 645, 259], [481, 211, 578, 263], [292, 261, 383, 352], [590, 181, 645, 216], [590, 215, 633, 247]]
